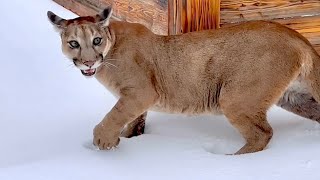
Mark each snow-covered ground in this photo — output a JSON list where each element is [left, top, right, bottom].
[[1, 0, 320, 179]]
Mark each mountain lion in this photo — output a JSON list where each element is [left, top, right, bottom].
[[47, 7, 320, 154]]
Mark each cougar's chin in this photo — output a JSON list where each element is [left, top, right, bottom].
[[81, 68, 96, 77]]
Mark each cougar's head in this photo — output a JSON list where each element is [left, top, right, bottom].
[[47, 7, 113, 77]]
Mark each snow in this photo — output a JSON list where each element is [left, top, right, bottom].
[[1, 0, 320, 179]]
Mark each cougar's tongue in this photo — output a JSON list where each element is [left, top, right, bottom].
[[84, 69, 95, 73], [81, 68, 96, 76]]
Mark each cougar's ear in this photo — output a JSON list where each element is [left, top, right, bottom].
[[47, 11, 67, 32], [97, 7, 113, 27]]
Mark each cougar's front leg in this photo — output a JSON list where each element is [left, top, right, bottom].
[[93, 91, 156, 150]]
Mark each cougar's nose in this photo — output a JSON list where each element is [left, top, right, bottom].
[[83, 61, 95, 68]]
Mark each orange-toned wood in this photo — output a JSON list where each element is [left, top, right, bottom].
[[168, 0, 182, 34], [169, 0, 220, 35], [182, 0, 220, 32]]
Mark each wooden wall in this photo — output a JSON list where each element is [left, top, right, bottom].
[[220, 0, 320, 53]]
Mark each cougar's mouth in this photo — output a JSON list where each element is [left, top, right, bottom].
[[81, 68, 96, 77]]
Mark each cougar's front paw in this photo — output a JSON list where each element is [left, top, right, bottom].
[[93, 123, 120, 150]]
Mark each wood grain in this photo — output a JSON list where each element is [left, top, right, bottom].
[[182, 0, 220, 32], [169, 0, 220, 35], [220, 0, 320, 24], [168, 0, 182, 34]]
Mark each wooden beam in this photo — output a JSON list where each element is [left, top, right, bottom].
[[168, 0, 182, 34], [169, 0, 220, 35]]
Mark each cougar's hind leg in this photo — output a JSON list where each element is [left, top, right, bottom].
[[219, 80, 278, 154], [221, 103, 273, 155], [121, 112, 147, 138], [218, 63, 299, 154], [277, 91, 320, 122]]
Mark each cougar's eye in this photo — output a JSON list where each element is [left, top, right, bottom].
[[68, 40, 80, 49], [93, 37, 102, 46]]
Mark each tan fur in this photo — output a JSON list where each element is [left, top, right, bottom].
[[48, 8, 320, 154]]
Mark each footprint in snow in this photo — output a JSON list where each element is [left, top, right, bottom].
[[202, 138, 241, 155]]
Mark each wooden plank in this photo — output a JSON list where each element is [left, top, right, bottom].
[[220, 0, 320, 24]]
